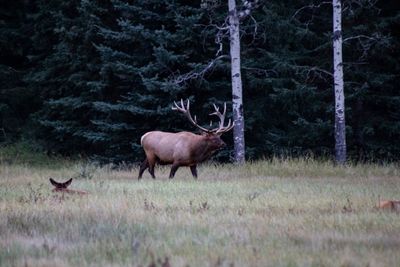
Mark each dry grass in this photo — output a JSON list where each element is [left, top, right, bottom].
[[0, 159, 399, 267]]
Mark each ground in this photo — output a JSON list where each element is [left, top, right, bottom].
[[0, 159, 399, 267]]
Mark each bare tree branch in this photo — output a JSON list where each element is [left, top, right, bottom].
[[248, 15, 258, 43], [342, 0, 379, 14], [295, 65, 333, 83], [171, 1, 261, 85], [291, 1, 331, 21], [343, 34, 377, 42], [238, 0, 260, 20], [171, 55, 228, 84], [344, 33, 391, 60]]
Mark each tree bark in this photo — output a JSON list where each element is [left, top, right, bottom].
[[228, 0, 245, 164], [332, 0, 346, 164]]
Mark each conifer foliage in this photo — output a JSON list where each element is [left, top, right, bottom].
[[0, 0, 399, 163]]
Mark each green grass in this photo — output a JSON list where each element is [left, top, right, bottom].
[[0, 142, 74, 168], [0, 159, 399, 267]]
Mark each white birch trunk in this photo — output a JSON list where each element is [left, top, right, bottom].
[[333, 0, 346, 164], [228, 0, 245, 164]]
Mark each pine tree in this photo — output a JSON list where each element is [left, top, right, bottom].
[[342, 0, 400, 161], [26, 0, 113, 155], [237, 1, 334, 158], [87, 0, 226, 162], [0, 0, 39, 142], [7, 0, 398, 163]]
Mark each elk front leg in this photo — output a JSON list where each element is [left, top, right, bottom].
[[190, 165, 198, 179], [138, 159, 149, 180]]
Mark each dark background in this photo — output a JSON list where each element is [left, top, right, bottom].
[[0, 0, 399, 163]]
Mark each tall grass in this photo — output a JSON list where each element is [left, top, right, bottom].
[[0, 152, 399, 266]]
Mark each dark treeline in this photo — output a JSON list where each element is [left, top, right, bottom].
[[0, 0, 399, 163]]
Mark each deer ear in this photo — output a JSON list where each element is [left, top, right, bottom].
[[49, 177, 73, 189], [65, 178, 73, 188], [49, 178, 59, 187]]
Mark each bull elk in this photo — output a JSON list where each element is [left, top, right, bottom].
[[138, 99, 234, 179]]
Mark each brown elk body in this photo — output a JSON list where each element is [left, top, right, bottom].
[[138, 100, 234, 179]]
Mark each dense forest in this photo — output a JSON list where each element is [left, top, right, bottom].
[[0, 0, 399, 163]]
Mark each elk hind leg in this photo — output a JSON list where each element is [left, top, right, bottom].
[[147, 157, 156, 179], [190, 165, 198, 179], [169, 163, 180, 179]]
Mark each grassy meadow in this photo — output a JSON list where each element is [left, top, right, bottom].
[[0, 148, 400, 267]]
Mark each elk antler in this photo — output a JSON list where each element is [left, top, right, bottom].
[[172, 99, 234, 134], [210, 102, 235, 134], [172, 99, 212, 133]]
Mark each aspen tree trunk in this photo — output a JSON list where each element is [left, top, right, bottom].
[[228, 0, 245, 164], [332, 0, 346, 164]]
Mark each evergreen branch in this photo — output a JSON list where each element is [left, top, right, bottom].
[[0, 65, 22, 73], [242, 67, 278, 77], [0, 128, 6, 140]]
